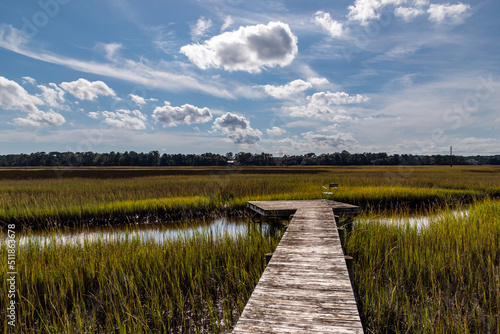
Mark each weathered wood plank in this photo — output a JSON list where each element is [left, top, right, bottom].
[[247, 199, 360, 218], [232, 200, 363, 333]]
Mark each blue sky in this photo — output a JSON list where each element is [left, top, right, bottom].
[[0, 0, 498, 156]]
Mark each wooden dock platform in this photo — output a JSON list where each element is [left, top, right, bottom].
[[232, 200, 363, 333], [247, 199, 360, 219]]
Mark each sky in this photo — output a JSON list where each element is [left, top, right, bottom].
[[0, 0, 499, 156]]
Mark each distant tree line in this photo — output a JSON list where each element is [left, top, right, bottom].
[[0, 150, 498, 167]]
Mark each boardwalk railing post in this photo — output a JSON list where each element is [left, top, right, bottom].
[[345, 255, 354, 274], [263, 252, 273, 268], [338, 226, 346, 249], [344, 217, 354, 234]]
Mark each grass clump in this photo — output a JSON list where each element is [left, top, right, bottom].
[[346, 200, 500, 333], [0, 224, 282, 333]]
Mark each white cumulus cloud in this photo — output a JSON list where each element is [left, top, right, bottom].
[[263, 77, 329, 99], [0, 76, 44, 113], [266, 126, 286, 136], [310, 91, 369, 106], [283, 91, 369, 119], [212, 112, 262, 144], [395, 6, 425, 21], [60, 78, 116, 101], [37, 83, 66, 108], [263, 79, 312, 99], [180, 21, 298, 73], [90, 109, 147, 130], [128, 94, 157, 107], [313, 11, 347, 38], [348, 0, 406, 25], [308, 77, 330, 87], [428, 3, 470, 24], [129, 94, 146, 106], [153, 102, 212, 127], [14, 110, 65, 127], [0, 76, 65, 126], [88, 111, 100, 119]]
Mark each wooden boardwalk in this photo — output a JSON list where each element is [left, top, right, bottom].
[[232, 200, 363, 334], [247, 200, 360, 219]]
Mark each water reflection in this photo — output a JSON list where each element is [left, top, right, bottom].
[[2, 217, 279, 247], [358, 209, 469, 229]]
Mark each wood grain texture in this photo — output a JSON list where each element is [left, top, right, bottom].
[[247, 200, 360, 218], [233, 201, 363, 333]]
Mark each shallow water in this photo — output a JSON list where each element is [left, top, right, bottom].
[[358, 209, 469, 229], [1, 217, 273, 247], [4, 209, 468, 247]]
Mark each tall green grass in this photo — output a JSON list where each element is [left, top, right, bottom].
[[0, 224, 282, 333], [0, 166, 499, 332], [346, 200, 500, 333], [1, 166, 498, 227]]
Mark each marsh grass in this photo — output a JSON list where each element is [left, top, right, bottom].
[[1, 166, 498, 228], [346, 200, 500, 333], [1, 166, 499, 333], [0, 223, 282, 333]]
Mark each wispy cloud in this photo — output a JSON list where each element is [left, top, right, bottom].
[[95, 42, 122, 60], [221, 16, 234, 32], [22, 76, 36, 85], [278, 131, 357, 153], [191, 17, 212, 41], [0, 24, 233, 98], [370, 44, 422, 62]]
